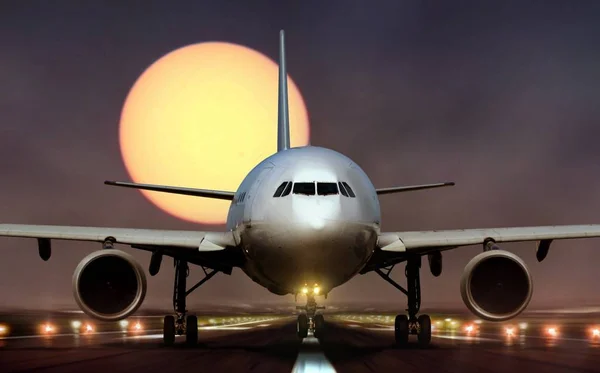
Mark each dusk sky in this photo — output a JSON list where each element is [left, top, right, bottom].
[[2, 1, 600, 310]]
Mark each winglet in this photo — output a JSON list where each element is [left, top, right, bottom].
[[277, 29, 291, 152]]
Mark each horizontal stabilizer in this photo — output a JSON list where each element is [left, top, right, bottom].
[[104, 181, 235, 201], [376, 182, 455, 195]]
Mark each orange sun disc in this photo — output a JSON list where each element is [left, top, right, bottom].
[[119, 42, 310, 224]]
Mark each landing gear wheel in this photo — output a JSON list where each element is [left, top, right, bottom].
[[395, 314, 409, 345], [417, 314, 431, 346], [313, 314, 325, 339], [186, 315, 198, 346], [297, 314, 308, 339], [163, 315, 175, 346]]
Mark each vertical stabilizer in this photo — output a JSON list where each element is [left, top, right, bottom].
[[277, 30, 290, 152]]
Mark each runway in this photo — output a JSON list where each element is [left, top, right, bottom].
[[2, 313, 600, 373]]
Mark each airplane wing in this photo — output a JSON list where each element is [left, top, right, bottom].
[[366, 225, 600, 271], [0, 224, 238, 252], [378, 225, 600, 252]]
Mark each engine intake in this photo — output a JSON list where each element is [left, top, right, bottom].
[[73, 249, 147, 321], [460, 249, 533, 321]]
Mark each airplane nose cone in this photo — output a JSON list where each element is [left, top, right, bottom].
[[293, 198, 340, 230], [309, 217, 326, 231]]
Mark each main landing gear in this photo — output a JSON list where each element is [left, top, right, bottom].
[[163, 259, 218, 346], [375, 255, 432, 347], [296, 294, 326, 339]]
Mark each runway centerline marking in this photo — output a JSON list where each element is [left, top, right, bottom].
[[291, 333, 337, 373]]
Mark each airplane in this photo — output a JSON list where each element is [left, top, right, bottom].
[[2, 29, 600, 347]]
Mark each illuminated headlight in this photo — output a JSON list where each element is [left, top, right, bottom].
[[85, 324, 94, 333], [134, 322, 142, 331], [591, 328, 600, 337], [519, 322, 528, 330], [302, 287, 309, 294], [71, 320, 82, 329], [313, 287, 320, 295], [119, 320, 129, 329], [505, 327, 515, 337], [0, 324, 8, 335]]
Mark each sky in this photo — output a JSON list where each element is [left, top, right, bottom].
[[1, 0, 600, 311]]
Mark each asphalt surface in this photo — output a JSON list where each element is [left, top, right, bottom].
[[3, 314, 600, 373]]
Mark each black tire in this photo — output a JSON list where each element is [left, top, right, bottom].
[[163, 315, 175, 346], [395, 314, 409, 345], [313, 314, 325, 339], [297, 314, 308, 339], [417, 314, 431, 346], [186, 315, 198, 346]]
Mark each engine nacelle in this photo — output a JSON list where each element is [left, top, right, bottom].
[[460, 249, 533, 321], [73, 249, 147, 321]]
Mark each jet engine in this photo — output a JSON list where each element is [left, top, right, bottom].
[[460, 249, 533, 321], [72, 249, 147, 321]]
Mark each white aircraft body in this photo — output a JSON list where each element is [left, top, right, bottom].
[[3, 30, 600, 346]]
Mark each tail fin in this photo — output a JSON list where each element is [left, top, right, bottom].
[[277, 30, 291, 152]]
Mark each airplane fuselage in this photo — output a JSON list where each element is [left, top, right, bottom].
[[226, 146, 381, 296]]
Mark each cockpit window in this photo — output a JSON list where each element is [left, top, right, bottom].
[[338, 182, 349, 197], [281, 181, 293, 196], [317, 182, 338, 196], [273, 182, 288, 197], [342, 182, 356, 197], [293, 182, 316, 195]]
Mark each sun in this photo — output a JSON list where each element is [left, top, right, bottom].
[[119, 42, 310, 225]]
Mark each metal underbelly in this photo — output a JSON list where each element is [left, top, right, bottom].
[[240, 221, 377, 295]]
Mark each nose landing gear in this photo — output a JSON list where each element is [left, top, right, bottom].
[[375, 255, 432, 347], [296, 294, 325, 339]]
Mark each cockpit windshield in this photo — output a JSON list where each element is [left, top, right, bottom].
[[317, 182, 338, 196], [273, 181, 355, 197], [292, 182, 316, 195]]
